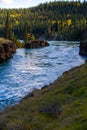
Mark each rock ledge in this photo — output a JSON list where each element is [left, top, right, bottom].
[[0, 38, 16, 63], [25, 40, 49, 48]]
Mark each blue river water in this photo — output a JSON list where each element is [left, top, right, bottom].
[[0, 41, 86, 111]]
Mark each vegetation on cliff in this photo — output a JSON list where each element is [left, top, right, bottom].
[[0, 1, 87, 40], [0, 62, 87, 129]]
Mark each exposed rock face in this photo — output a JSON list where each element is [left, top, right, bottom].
[[0, 38, 16, 63], [25, 40, 49, 48], [79, 29, 87, 56], [79, 40, 87, 56]]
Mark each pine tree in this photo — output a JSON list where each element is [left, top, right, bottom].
[[5, 11, 10, 39], [24, 23, 28, 43]]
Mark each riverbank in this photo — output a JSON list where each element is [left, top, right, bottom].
[[0, 62, 87, 129]]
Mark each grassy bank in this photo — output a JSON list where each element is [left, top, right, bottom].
[[0, 62, 87, 130]]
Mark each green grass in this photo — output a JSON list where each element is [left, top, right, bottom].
[[0, 63, 87, 130]]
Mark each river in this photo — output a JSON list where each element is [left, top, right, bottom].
[[0, 41, 86, 111]]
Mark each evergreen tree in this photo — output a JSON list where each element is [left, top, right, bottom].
[[0, 1, 86, 40], [24, 23, 28, 43], [5, 11, 10, 39]]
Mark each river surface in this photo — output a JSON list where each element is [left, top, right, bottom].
[[0, 41, 86, 111]]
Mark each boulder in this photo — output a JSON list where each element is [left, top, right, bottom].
[[79, 40, 87, 56], [39, 103, 62, 118], [25, 40, 49, 48], [0, 38, 16, 63]]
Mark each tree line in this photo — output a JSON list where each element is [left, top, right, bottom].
[[0, 1, 87, 41]]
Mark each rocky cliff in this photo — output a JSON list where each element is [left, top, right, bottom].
[[79, 29, 87, 56], [0, 38, 16, 63], [25, 40, 49, 48], [79, 40, 87, 56]]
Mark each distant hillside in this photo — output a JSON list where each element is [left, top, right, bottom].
[[0, 1, 87, 40]]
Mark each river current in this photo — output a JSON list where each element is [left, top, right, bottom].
[[0, 41, 86, 111]]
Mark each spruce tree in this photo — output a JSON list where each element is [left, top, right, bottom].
[[5, 11, 10, 39], [24, 23, 28, 43]]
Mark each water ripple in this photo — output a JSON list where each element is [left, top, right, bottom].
[[0, 41, 86, 111]]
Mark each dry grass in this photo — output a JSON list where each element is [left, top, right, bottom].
[[0, 37, 12, 44]]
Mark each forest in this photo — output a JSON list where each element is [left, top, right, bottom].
[[0, 1, 87, 41]]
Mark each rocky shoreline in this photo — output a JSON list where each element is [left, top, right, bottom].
[[0, 39, 49, 63], [0, 38, 16, 63]]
